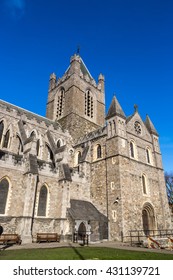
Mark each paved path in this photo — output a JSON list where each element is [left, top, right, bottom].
[[0, 241, 173, 255]]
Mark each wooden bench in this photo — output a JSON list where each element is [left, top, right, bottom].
[[0, 234, 22, 245], [36, 233, 60, 243]]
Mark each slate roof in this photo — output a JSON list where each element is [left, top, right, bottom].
[[80, 58, 93, 80], [0, 99, 61, 130], [68, 199, 108, 221], [145, 115, 159, 136], [106, 96, 126, 120], [76, 126, 107, 145], [65, 55, 93, 81]]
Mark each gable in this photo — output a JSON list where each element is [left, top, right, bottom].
[[126, 112, 152, 142]]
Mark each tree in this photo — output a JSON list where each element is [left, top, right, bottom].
[[165, 172, 173, 213]]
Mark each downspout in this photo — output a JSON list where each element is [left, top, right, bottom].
[[104, 142, 109, 240], [30, 174, 39, 237]]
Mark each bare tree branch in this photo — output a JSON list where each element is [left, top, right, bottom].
[[165, 172, 173, 212]]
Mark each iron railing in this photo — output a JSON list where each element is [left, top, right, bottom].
[[123, 229, 173, 246]]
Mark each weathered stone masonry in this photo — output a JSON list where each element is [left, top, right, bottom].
[[0, 54, 172, 243]]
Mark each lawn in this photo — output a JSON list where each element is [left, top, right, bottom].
[[0, 246, 173, 260]]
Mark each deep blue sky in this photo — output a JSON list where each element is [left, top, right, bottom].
[[0, 0, 173, 172]]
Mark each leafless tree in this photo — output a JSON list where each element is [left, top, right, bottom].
[[165, 172, 173, 213]]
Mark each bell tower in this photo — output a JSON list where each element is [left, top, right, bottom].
[[46, 54, 105, 141]]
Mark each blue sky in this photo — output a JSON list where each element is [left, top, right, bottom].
[[0, 0, 173, 172]]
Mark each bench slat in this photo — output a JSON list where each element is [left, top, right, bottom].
[[0, 234, 22, 245], [36, 233, 60, 243]]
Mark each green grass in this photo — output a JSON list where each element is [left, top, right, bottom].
[[0, 246, 173, 260]]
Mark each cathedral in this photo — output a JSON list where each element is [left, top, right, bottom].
[[0, 54, 172, 244]]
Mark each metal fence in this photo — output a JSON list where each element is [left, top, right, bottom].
[[122, 229, 173, 246]]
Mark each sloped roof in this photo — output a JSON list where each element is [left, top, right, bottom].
[[145, 115, 159, 136], [0, 99, 61, 130], [80, 57, 93, 80], [65, 55, 93, 80], [76, 126, 107, 145], [106, 96, 126, 120], [68, 199, 108, 221]]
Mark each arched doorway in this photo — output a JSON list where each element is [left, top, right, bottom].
[[78, 222, 86, 240], [142, 203, 156, 235]]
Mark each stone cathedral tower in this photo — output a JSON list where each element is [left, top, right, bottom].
[[46, 54, 105, 141]]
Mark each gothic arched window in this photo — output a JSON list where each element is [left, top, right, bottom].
[[77, 151, 81, 164], [85, 90, 93, 118], [37, 185, 48, 217], [0, 178, 9, 214], [30, 131, 36, 138], [56, 88, 65, 118], [130, 141, 135, 158], [16, 135, 23, 154], [74, 151, 82, 167], [0, 121, 4, 144], [142, 175, 147, 194], [3, 130, 10, 148], [97, 144, 102, 159], [57, 139, 61, 148], [36, 140, 40, 157], [146, 148, 151, 164]]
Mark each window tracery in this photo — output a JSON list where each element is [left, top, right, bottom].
[[134, 121, 142, 135], [85, 90, 93, 118], [56, 88, 65, 118]]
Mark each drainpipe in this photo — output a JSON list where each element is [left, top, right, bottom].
[[30, 174, 39, 236], [104, 142, 109, 240]]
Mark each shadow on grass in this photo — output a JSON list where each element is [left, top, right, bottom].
[[0, 243, 14, 251], [68, 243, 86, 260]]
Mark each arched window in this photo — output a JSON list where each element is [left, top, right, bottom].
[[56, 88, 65, 118], [36, 140, 40, 157], [16, 135, 23, 154], [74, 151, 82, 167], [37, 185, 48, 217], [109, 122, 112, 137], [146, 148, 151, 164], [77, 151, 81, 164], [0, 121, 4, 144], [57, 139, 61, 148], [97, 144, 102, 159], [85, 90, 93, 118], [130, 141, 135, 158], [3, 130, 10, 148], [30, 131, 36, 138], [142, 175, 147, 194], [113, 120, 116, 135], [0, 178, 9, 214]]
